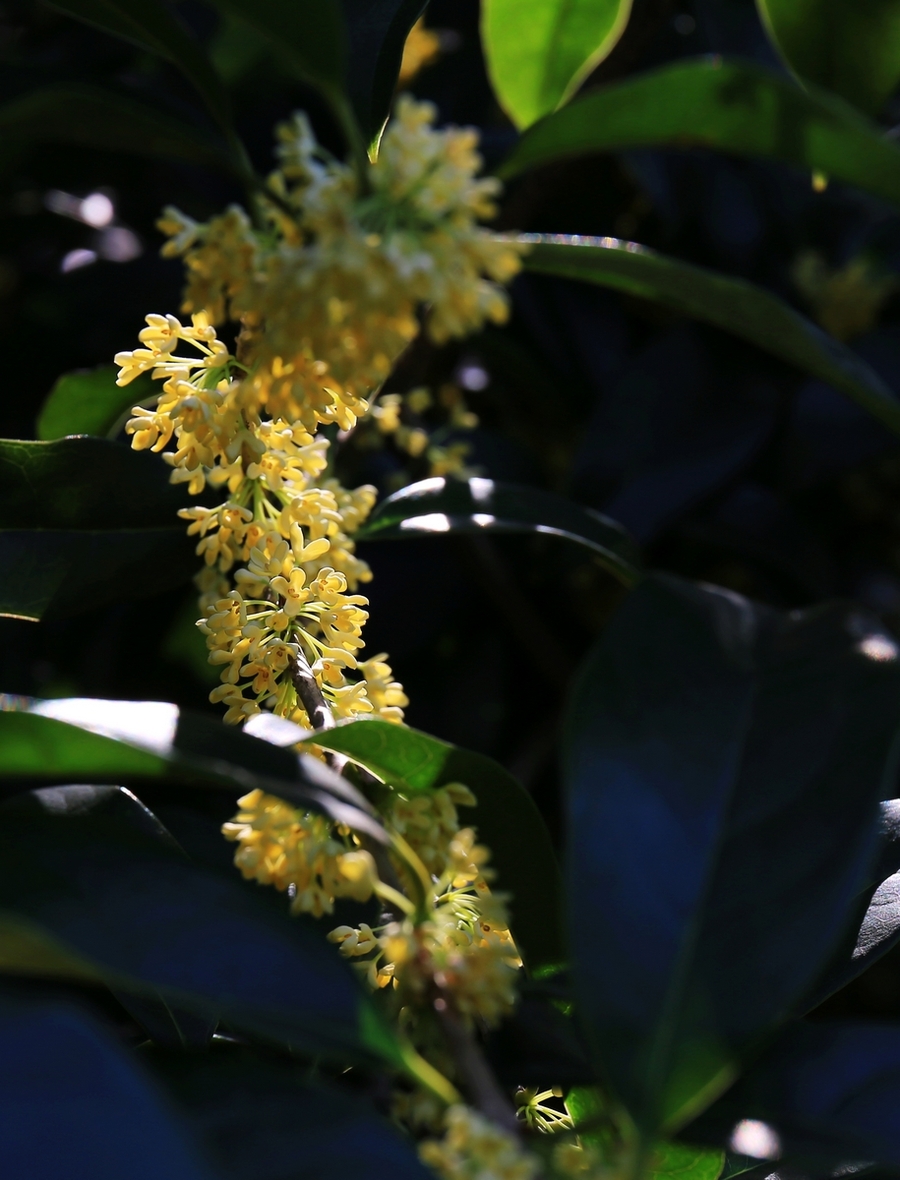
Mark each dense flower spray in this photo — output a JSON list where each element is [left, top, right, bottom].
[[116, 96, 583, 1178]]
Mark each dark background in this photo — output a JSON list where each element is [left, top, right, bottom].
[[3, 0, 900, 1018]]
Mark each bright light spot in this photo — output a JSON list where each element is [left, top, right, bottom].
[[472, 513, 496, 527], [61, 248, 97, 273], [470, 477, 495, 504], [79, 192, 114, 227], [729, 1120, 781, 1160], [99, 226, 141, 262], [245, 712, 310, 746], [457, 361, 489, 391], [399, 513, 452, 533], [857, 634, 899, 662], [31, 697, 179, 755], [396, 475, 445, 499]]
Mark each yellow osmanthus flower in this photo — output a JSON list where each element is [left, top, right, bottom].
[[419, 1106, 541, 1180], [117, 315, 401, 729], [222, 789, 378, 917], [329, 787, 521, 1028], [159, 96, 524, 428]]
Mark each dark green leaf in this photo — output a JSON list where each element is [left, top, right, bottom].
[[0, 86, 233, 172], [149, 1045, 433, 1180], [498, 58, 900, 212], [342, 0, 428, 146], [0, 700, 383, 835], [302, 717, 564, 971], [520, 235, 900, 437], [48, 0, 234, 140], [207, 0, 346, 104], [0, 995, 215, 1179], [688, 1021, 900, 1170], [0, 437, 194, 620], [481, 0, 633, 128], [650, 1141, 725, 1180], [0, 785, 392, 1063], [757, 0, 900, 115], [565, 575, 900, 1134], [37, 365, 155, 441], [358, 475, 641, 584]]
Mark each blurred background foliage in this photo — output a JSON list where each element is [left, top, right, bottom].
[[5, 0, 900, 1022]]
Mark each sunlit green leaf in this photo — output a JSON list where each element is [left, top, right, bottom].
[[303, 718, 565, 971], [0, 700, 381, 835], [482, 0, 633, 128], [757, 0, 900, 115], [357, 475, 641, 585], [37, 366, 154, 441], [499, 58, 900, 212], [650, 1142, 725, 1180], [519, 235, 900, 437]]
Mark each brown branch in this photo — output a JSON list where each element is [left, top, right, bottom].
[[289, 648, 334, 732], [433, 992, 521, 1135]]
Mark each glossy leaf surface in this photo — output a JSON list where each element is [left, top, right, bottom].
[[305, 717, 565, 970], [520, 236, 900, 437], [37, 365, 153, 440], [0, 87, 232, 172], [0, 700, 382, 834], [757, 0, 900, 115], [358, 475, 641, 584], [0, 437, 193, 620], [499, 59, 900, 212], [650, 1141, 725, 1180], [0, 785, 385, 1062], [342, 0, 427, 145], [566, 575, 900, 1133], [689, 1020, 900, 1169], [47, 0, 234, 138], [482, 0, 633, 128], [150, 1046, 433, 1180], [0, 996, 214, 1179]]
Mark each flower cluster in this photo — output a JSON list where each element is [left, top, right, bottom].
[[118, 314, 399, 728], [357, 382, 480, 484], [222, 788, 377, 917], [420, 1106, 541, 1180], [122, 91, 548, 1174], [329, 785, 521, 1028], [120, 98, 522, 730], [158, 96, 524, 435]]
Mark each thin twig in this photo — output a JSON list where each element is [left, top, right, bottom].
[[433, 992, 521, 1135], [290, 649, 334, 732]]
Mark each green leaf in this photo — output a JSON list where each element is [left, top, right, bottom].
[[149, 1045, 434, 1180], [481, 0, 633, 128], [301, 717, 565, 971], [757, 0, 900, 116], [37, 365, 154, 441], [0, 437, 195, 620], [519, 235, 900, 437], [47, 0, 235, 141], [342, 0, 428, 146], [0, 86, 233, 172], [0, 700, 383, 835], [0, 996, 215, 1179], [0, 784, 389, 1064], [357, 475, 641, 585], [566, 575, 900, 1134], [650, 1142, 725, 1180], [498, 58, 900, 212]]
